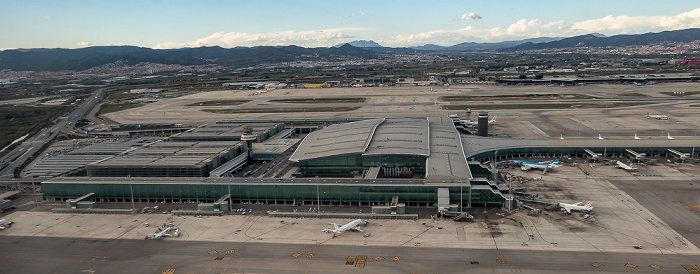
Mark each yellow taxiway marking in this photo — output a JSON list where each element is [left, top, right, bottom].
[[649, 264, 662, 270], [346, 256, 356, 265], [625, 263, 637, 268], [373, 256, 384, 261], [682, 265, 700, 274], [591, 262, 603, 268], [225, 249, 235, 254], [207, 250, 218, 255], [162, 269, 175, 274], [305, 253, 316, 258], [692, 204, 700, 209], [497, 259, 508, 264], [291, 253, 302, 258], [390, 256, 402, 261]]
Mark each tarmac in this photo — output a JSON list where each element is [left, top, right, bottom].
[[4, 82, 700, 272], [3, 159, 700, 273], [103, 83, 700, 141]]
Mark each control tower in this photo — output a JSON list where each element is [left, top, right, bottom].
[[240, 127, 258, 164]]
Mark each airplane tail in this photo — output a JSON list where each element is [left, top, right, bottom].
[[332, 223, 340, 231], [585, 201, 593, 210], [552, 159, 560, 166], [647, 112, 651, 118], [490, 116, 497, 123]]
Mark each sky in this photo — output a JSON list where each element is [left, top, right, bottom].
[[1, 0, 700, 50]]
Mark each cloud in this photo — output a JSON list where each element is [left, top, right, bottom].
[[154, 28, 363, 49], [346, 12, 365, 18], [41, 16, 50, 20], [382, 8, 700, 46], [77, 42, 93, 47], [459, 12, 481, 20], [572, 8, 700, 33]]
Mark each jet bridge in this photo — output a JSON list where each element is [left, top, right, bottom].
[[668, 149, 690, 161], [66, 193, 95, 209], [624, 149, 646, 161], [584, 149, 601, 161]]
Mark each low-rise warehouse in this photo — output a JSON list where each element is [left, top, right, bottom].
[[86, 141, 245, 177]]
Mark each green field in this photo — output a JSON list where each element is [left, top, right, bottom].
[[0, 106, 70, 156], [186, 100, 251, 106], [202, 106, 361, 114], [442, 102, 653, 110], [97, 103, 145, 116], [440, 94, 594, 102], [269, 98, 366, 104]]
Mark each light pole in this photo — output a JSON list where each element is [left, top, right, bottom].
[[460, 177, 463, 212], [129, 183, 135, 210], [316, 176, 320, 212], [227, 183, 232, 213]]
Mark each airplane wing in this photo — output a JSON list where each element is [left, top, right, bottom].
[[351, 227, 364, 232], [521, 165, 532, 171], [572, 202, 582, 206], [563, 207, 571, 214]]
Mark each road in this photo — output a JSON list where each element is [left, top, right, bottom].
[[0, 89, 104, 177]]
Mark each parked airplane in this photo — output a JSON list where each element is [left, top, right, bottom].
[[512, 159, 561, 173], [615, 161, 638, 171], [463, 116, 496, 126], [147, 226, 179, 240], [322, 219, 365, 234], [558, 201, 593, 214], [634, 133, 641, 140], [647, 113, 668, 120], [667, 133, 675, 140], [598, 134, 604, 140], [0, 219, 13, 230]]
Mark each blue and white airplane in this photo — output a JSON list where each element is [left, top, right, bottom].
[[512, 159, 561, 174]]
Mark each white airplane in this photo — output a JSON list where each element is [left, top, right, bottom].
[[647, 113, 668, 120], [558, 201, 593, 214], [667, 133, 675, 140], [0, 219, 12, 230], [462, 116, 496, 126], [615, 161, 638, 171], [512, 159, 561, 174], [147, 226, 179, 240], [598, 134, 604, 140], [322, 219, 365, 234], [634, 133, 641, 140]]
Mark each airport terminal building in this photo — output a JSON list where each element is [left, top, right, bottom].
[[42, 117, 700, 209]]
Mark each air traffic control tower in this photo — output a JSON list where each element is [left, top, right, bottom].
[[240, 127, 257, 164]]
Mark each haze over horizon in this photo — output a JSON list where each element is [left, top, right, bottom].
[[2, 0, 700, 50]]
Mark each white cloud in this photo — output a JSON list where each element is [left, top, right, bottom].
[[76, 42, 93, 47], [383, 8, 700, 46], [41, 16, 50, 20], [153, 28, 363, 49], [459, 12, 482, 20], [346, 12, 365, 18], [572, 8, 700, 33]]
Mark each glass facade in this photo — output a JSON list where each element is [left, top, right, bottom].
[[42, 182, 505, 205]]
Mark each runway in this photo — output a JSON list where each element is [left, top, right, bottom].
[[1, 236, 698, 273]]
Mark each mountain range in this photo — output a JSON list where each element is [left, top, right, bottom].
[[1, 28, 698, 72]]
